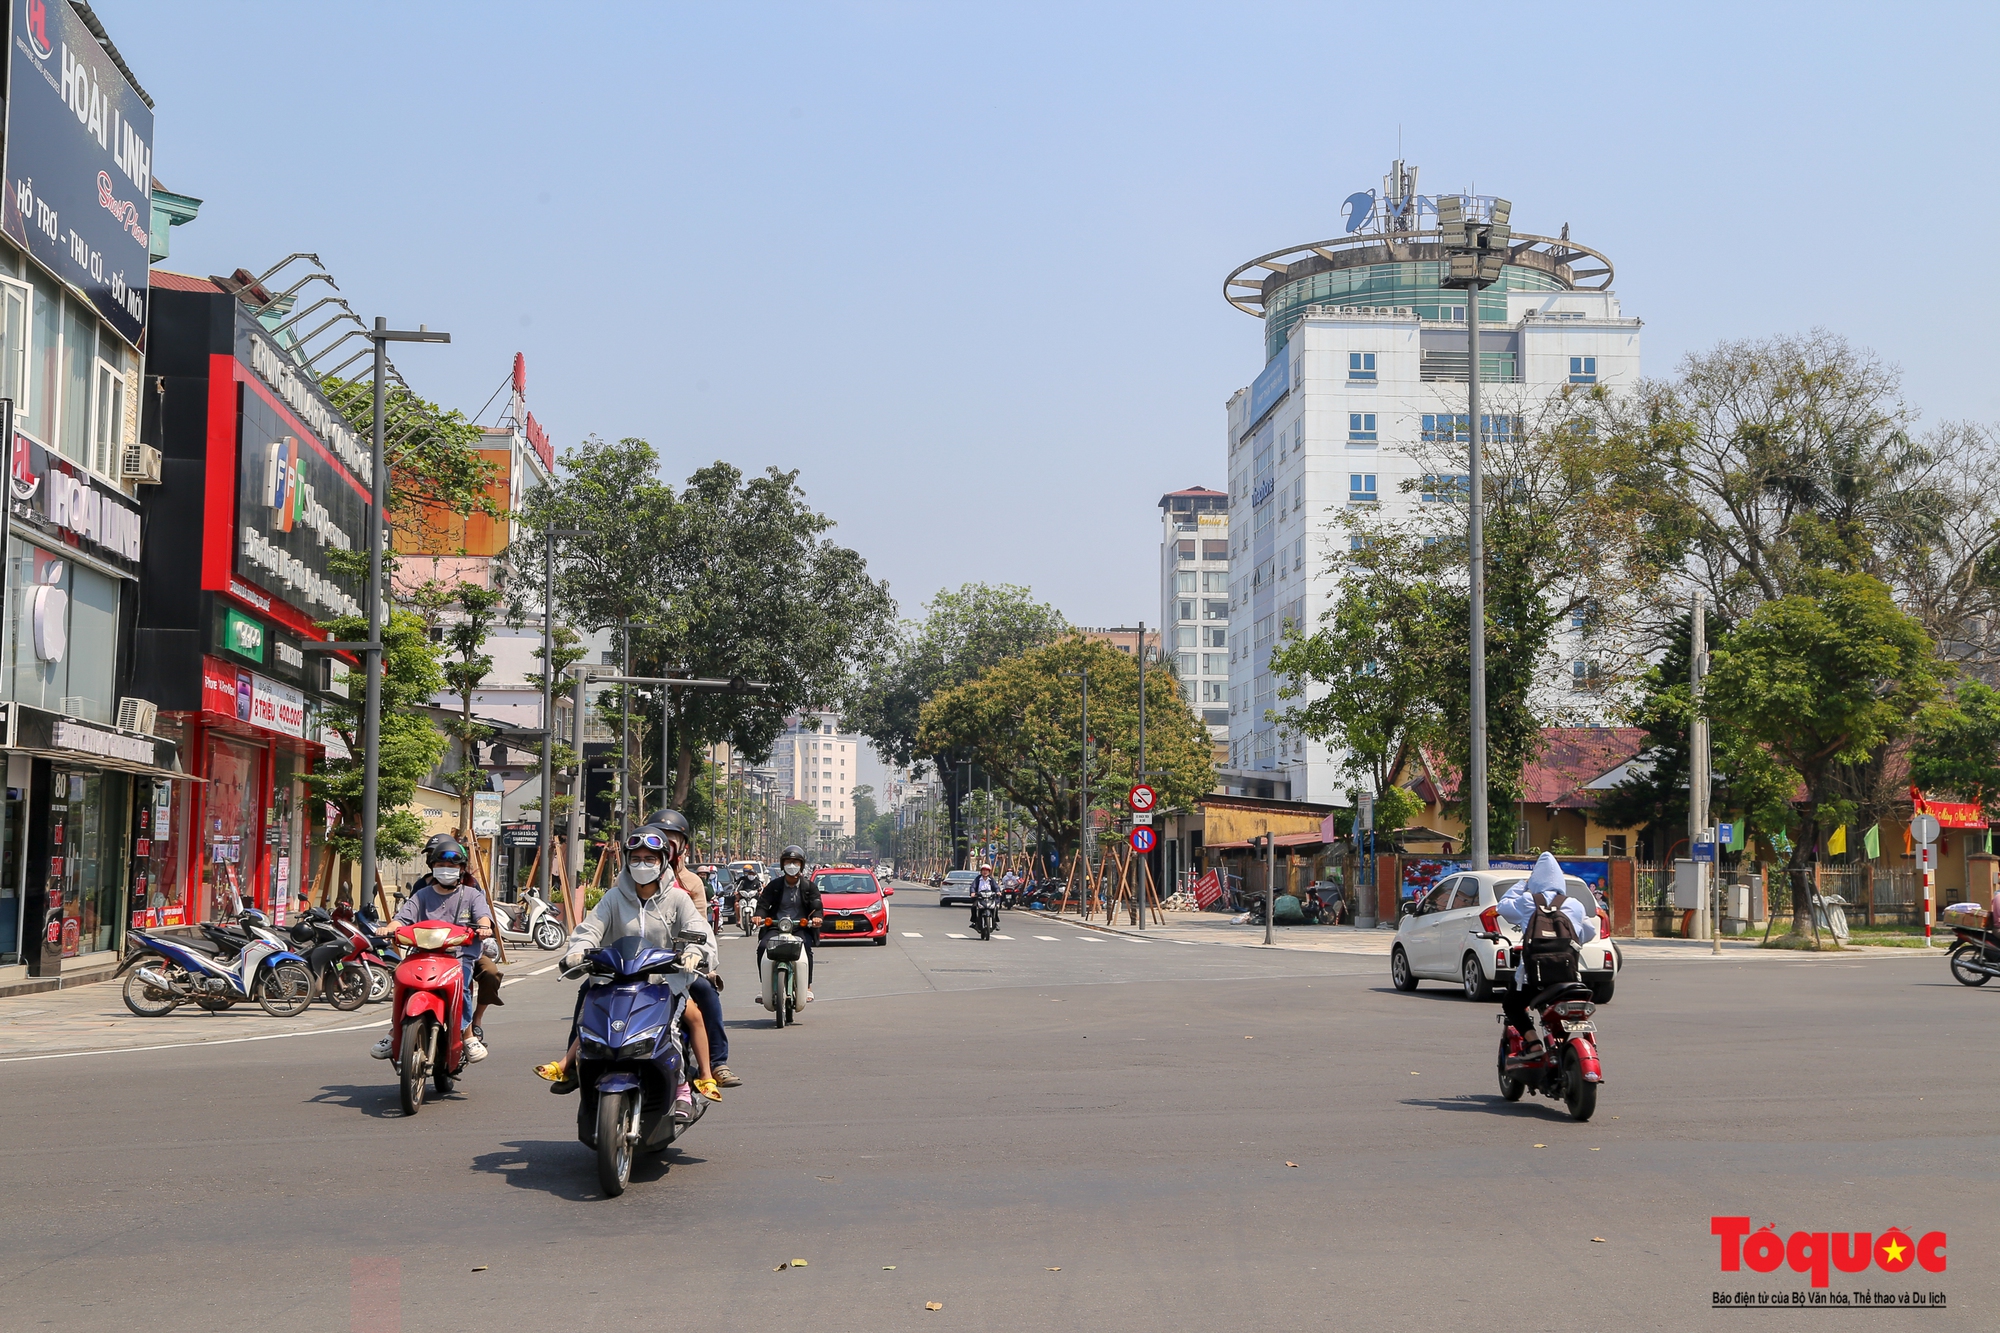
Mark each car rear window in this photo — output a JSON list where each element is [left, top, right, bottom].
[[946, 871, 978, 882], [817, 874, 877, 895]]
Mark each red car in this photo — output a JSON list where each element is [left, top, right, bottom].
[[813, 866, 892, 945]]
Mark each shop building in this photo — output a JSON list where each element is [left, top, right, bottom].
[[0, 2, 199, 984], [129, 275, 370, 933]]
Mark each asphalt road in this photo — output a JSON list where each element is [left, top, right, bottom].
[[2, 881, 1992, 1332]]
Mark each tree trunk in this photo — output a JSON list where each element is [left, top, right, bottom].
[[1789, 791, 1824, 938], [673, 740, 696, 808]]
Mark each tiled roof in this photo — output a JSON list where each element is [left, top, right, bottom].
[[149, 269, 224, 292], [1409, 727, 1647, 810]]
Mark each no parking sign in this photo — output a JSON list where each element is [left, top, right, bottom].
[[1128, 827, 1156, 853]]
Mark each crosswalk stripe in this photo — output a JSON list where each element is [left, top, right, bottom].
[[993, 934, 1013, 940], [1074, 935, 1107, 942], [947, 932, 968, 939], [901, 932, 923, 938], [1034, 935, 1060, 941]]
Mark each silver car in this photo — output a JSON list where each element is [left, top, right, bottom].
[[1389, 869, 1619, 1003], [937, 869, 981, 907]]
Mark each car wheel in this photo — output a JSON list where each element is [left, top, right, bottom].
[[1589, 972, 1616, 1004], [1461, 953, 1493, 1002], [1389, 946, 1418, 992]]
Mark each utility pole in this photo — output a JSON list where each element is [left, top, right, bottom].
[[1438, 194, 1510, 871], [340, 319, 447, 905], [538, 527, 582, 901], [619, 618, 632, 842], [1690, 590, 1716, 949], [566, 663, 587, 895], [1263, 831, 1276, 947]]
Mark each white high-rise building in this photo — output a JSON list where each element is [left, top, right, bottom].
[[1157, 487, 1231, 745], [772, 711, 861, 836], [1220, 161, 1641, 803]]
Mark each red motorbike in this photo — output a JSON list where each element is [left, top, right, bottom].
[[387, 920, 474, 1115], [1496, 980, 1605, 1121]]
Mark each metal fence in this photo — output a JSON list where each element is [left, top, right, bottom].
[[1636, 860, 1928, 927]]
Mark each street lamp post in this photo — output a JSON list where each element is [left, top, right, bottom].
[[1437, 194, 1511, 871], [317, 319, 447, 907], [538, 527, 584, 902]]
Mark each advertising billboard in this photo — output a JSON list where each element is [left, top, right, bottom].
[[232, 320, 370, 621], [1, 0, 154, 346]]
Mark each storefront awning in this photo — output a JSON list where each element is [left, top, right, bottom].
[[4, 704, 197, 782]]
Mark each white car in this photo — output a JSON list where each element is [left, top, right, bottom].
[[1389, 869, 1619, 1003]]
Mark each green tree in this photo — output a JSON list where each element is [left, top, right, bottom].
[[1912, 682, 2000, 819], [852, 784, 879, 836], [846, 583, 1067, 866], [915, 635, 1209, 863], [309, 609, 448, 865], [780, 802, 820, 851], [523, 441, 892, 809], [520, 624, 590, 825], [407, 578, 505, 841], [1705, 571, 1946, 932]]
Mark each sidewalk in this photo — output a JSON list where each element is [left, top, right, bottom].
[[1028, 908, 1940, 962], [0, 958, 565, 1061]]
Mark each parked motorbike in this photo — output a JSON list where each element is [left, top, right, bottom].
[[492, 886, 566, 951], [386, 920, 475, 1115], [1947, 923, 2000, 986], [972, 887, 1001, 941], [283, 909, 379, 1011], [568, 933, 710, 1197], [332, 904, 400, 1003], [1495, 980, 1605, 1121], [116, 921, 314, 1018], [764, 916, 806, 1028]]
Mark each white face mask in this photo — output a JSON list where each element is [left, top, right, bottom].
[[629, 862, 663, 886], [783, 862, 804, 878], [432, 865, 462, 886]]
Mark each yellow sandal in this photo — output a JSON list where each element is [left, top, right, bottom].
[[693, 1077, 722, 1102], [534, 1061, 578, 1093]]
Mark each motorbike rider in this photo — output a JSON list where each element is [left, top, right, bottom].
[[755, 845, 821, 1006], [967, 862, 1001, 930], [369, 836, 494, 1063], [642, 809, 739, 1087], [1496, 852, 1600, 1064], [534, 819, 723, 1104]]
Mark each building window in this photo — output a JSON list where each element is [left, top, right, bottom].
[[1174, 625, 1197, 650], [1293, 536, 1305, 569], [1178, 540, 1196, 561], [1202, 539, 1228, 561], [1201, 570, 1228, 593], [1204, 599, 1228, 621], [1203, 625, 1226, 648], [1602, 834, 1628, 857], [1419, 473, 1470, 502], [1178, 599, 1194, 622], [1202, 652, 1226, 676], [1569, 356, 1597, 385], [1348, 351, 1376, 381], [1348, 474, 1377, 505], [1571, 659, 1603, 691], [1176, 570, 1197, 594], [0, 278, 28, 420], [1571, 598, 1597, 630], [1201, 680, 1226, 702], [1348, 412, 1376, 442]]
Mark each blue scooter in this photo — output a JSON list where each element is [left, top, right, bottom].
[[569, 934, 709, 1197], [116, 924, 313, 1018]]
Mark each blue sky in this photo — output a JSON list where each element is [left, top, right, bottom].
[[104, 1, 2000, 627]]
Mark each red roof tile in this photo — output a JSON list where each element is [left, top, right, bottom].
[[149, 269, 224, 292]]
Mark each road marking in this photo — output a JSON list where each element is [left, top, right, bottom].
[[901, 932, 923, 938], [946, 933, 968, 939], [1035, 935, 1060, 941], [527, 963, 559, 975], [993, 934, 1014, 940], [1074, 935, 1107, 942], [0, 1018, 389, 1064]]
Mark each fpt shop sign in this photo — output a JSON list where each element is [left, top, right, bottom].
[[200, 657, 307, 739], [9, 430, 142, 567], [0, 0, 154, 346], [233, 321, 369, 620]]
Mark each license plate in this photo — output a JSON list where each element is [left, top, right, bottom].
[[1562, 1021, 1596, 1034], [834, 919, 854, 931]]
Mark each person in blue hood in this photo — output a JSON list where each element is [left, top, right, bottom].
[[1495, 852, 1599, 1058]]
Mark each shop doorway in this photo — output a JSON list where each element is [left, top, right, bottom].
[[204, 734, 264, 920], [51, 769, 128, 958]]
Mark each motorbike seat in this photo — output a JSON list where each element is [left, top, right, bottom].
[[1528, 980, 1593, 1009]]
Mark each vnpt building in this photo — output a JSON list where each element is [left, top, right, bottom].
[[1220, 160, 1641, 803]]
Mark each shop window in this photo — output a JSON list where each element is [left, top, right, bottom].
[[204, 735, 265, 921], [2, 540, 115, 722], [89, 353, 127, 477], [0, 277, 27, 415], [52, 769, 128, 958], [131, 778, 189, 929], [60, 299, 94, 466]]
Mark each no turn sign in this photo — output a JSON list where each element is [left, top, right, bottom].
[[1128, 826, 1156, 853], [1128, 784, 1157, 813]]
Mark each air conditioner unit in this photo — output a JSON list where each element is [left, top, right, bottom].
[[117, 697, 159, 735], [121, 442, 163, 484]]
